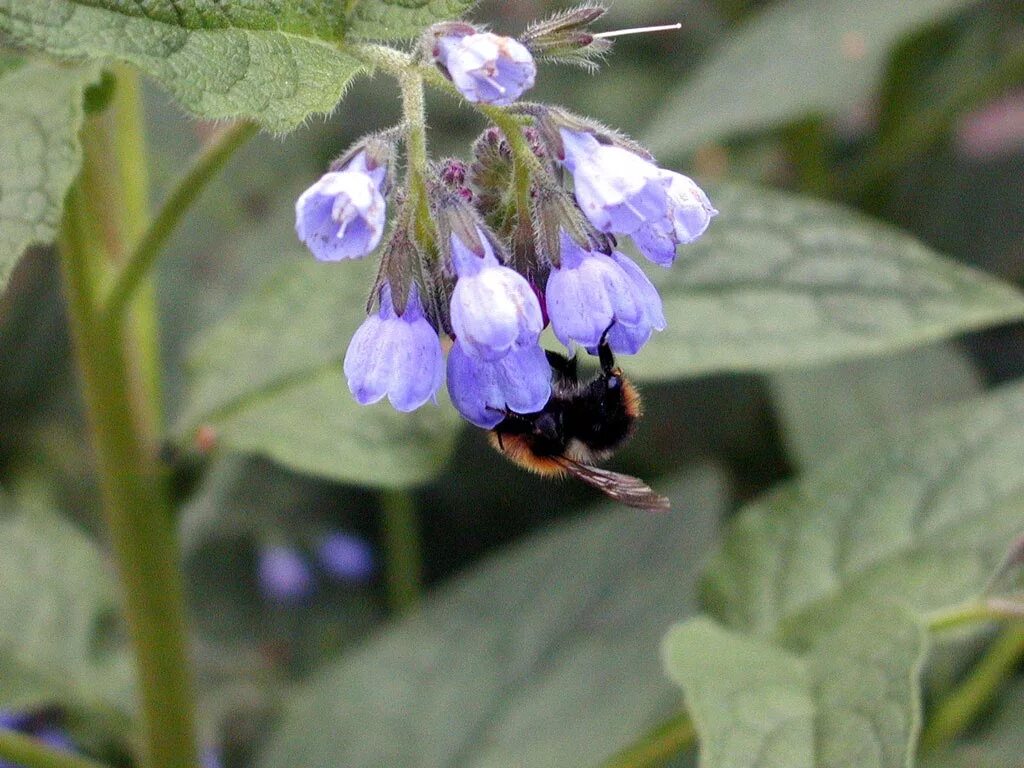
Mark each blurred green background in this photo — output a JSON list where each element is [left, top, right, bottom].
[[1, 0, 1022, 766]]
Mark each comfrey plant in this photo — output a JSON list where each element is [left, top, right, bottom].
[[294, 8, 716, 429]]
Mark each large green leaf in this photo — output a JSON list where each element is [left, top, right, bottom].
[[703, 381, 1024, 638], [768, 343, 981, 470], [0, 0, 365, 132], [348, 0, 477, 40], [663, 601, 927, 768], [258, 467, 727, 768], [0, 58, 98, 291], [0, 492, 134, 716], [644, 0, 974, 156], [626, 184, 1024, 381], [177, 245, 462, 488]]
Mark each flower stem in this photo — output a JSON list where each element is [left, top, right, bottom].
[[397, 74, 436, 251], [0, 730, 111, 768], [61, 161, 198, 768], [379, 490, 423, 613], [101, 120, 258, 323], [598, 711, 696, 768], [919, 621, 1024, 752]]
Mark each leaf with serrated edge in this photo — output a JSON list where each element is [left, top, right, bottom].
[[258, 467, 727, 768], [0, 59, 99, 291], [348, 0, 478, 40], [704, 381, 1024, 638], [625, 184, 1024, 381], [0, 0, 365, 132], [663, 601, 927, 768], [644, 0, 974, 156], [0, 493, 134, 716]]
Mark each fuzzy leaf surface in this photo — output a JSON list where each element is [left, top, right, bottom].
[[627, 184, 1024, 381], [0, 58, 98, 291], [644, 0, 974, 156], [348, 0, 478, 40], [0, 0, 365, 132], [259, 468, 726, 768], [704, 381, 1024, 638], [0, 494, 134, 716], [663, 602, 926, 768]]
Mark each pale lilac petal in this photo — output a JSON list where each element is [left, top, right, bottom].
[[447, 343, 551, 428], [295, 169, 387, 261], [436, 32, 536, 106]]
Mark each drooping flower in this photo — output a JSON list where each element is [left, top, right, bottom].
[[316, 532, 375, 583], [449, 229, 544, 361], [631, 170, 717, 266], [257, 545, 314, 603], [602, 250, 666, 354], [295, 152, 387, 262], [546, 233, 640, 348], [343, 283, 444, 412], [558, 129, 668, 234], [447, 343, 552, 428], [434, 32, 536, 106]]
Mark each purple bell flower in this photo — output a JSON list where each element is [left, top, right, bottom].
[[449, 229, 544, 361], [295, 152, 387, 262], [447, 343, 552, 428], [546, 233, 641, 349], [434, 32, 536, 106], [317, 532, 375, 583], [603, 250, 666, 354], [257, 545, 314, 604], [558, 129, 668, 235], [343, 283, 444, 412], [632, 170, 717, 266]]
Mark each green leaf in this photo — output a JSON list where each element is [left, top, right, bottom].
[[768, 343, 981, 470], [663, 601, 927, 768], [625, 184, 1024, 382], [177, 251, 461, 488], [0, 0, 366, 132], [644, 0, 975, 156], [348, 0, 478, 40], [0, 58, 99, 291], [703, 381, 1024, 638], [0, 492, 134, 716], [259, 467, 728, 768]]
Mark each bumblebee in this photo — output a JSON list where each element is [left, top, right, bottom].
[[489, 336, 670, 512]]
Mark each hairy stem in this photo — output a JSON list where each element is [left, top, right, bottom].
[[62, 155, 198, 768], [101, 120, 258, 323], [0, 730, 111, 768], [380, 490, 424, 613], [920, 621, 1024, 752]]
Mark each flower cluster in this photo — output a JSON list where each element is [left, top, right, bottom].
[[294, 13, 716, 429], [257, 532, 375, 604]]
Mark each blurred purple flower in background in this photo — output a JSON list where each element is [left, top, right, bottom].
[[317, 532, 375, 583], [257, 545, 314, 604]]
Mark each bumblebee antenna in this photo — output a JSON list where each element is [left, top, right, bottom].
[[597, 324, 616, 376]]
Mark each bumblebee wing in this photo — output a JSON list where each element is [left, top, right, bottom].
[[556, 458, 671, 512]]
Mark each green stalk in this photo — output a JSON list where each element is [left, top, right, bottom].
[[920, 621, 1024, 752], [599, 711, 696, 768], [0, 730, 111, 768], [380, 490, 424, 613], [102, 120, 258, 323], [61, 179, 197, 768]]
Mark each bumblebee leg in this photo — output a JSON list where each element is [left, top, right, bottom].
[[597, 323, 616, 375]]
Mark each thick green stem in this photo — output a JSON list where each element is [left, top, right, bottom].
[[397, 74, 436, 250], [599, 712, 696, 768], [61, 180, 198, 768], [0, 730, 111, 768], [920, 621, 1024, 752], [101, 120, 258, 323], [380, 490, 423, 613]]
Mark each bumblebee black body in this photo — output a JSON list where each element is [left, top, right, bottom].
[[488, 337, 668, 511]]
